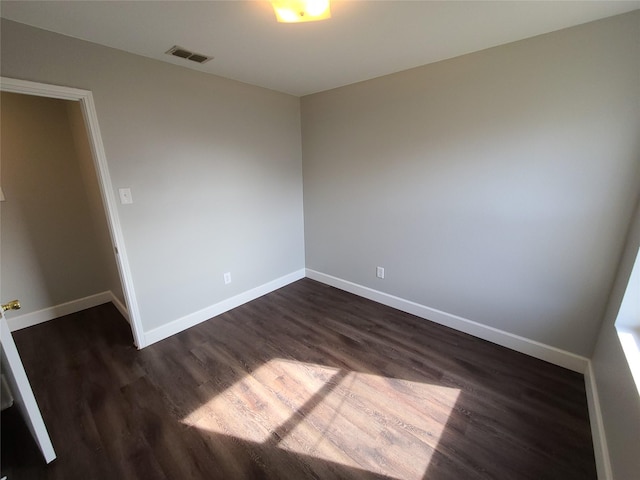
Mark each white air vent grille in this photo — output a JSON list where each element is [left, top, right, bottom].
[[165, 45, 213, 64]]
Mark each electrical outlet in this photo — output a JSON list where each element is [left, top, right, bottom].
[[224, 272, 232, 284], [376, 266, 385, 279]]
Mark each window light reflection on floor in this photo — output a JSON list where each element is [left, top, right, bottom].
[[182, 358, 461, 479]]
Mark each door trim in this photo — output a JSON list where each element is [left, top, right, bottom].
[[0, 77, 145, 348]]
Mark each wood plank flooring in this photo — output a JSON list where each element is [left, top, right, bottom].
[[1, 278, 596, 479]]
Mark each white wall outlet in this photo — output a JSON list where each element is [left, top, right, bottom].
[[376, 266, 385, 279], [224, 272, 232, 284], [118, 187, 133, 204]]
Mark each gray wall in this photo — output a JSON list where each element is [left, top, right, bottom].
[[592, 196, 640, 479], [0, 92, 111, 314], [1, 19, 305, 332], [301, 11, 640, 357]]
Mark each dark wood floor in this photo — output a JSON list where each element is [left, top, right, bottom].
[[2, 278, 596, 479]]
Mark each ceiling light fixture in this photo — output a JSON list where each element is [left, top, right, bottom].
[[271, 0, 331, 23]]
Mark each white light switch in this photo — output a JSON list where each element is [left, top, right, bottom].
[[119, 188, 133, 205]]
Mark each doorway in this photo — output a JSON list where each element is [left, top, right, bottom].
[[0, 77, 143, 347]]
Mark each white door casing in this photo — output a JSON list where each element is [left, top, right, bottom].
[[0, 77, 145, 348]]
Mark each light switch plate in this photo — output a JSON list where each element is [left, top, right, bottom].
[[119, 188, 133, 205]]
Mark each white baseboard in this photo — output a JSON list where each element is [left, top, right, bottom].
[[6, 291, 113, 331], [305, 269, 590, 373], [143, 269, 306, 347], [109, 293, 130, 323], [585, 362, 613, 480]]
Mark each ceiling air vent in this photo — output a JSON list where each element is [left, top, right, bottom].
[[165, 45, 213, 64]]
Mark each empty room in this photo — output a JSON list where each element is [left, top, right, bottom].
[[1, 2, 639, 479]]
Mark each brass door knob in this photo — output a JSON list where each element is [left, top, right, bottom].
[[1, 300, 21, 312]]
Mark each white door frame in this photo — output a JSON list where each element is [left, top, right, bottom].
[[0, 77, 145, 348]]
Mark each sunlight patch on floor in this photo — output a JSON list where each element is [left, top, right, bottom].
[[181, 358, 342, 443], [182, 358, 460, 479]]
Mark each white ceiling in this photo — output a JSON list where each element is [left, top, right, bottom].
[[2, 1, 638, 96]]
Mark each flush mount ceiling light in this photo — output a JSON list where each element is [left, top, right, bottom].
[[271, 0, 331, 23]]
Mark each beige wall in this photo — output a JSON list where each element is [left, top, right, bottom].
[[301, 11, 640, 357], [0, 19, 305, 332], [0, 92, 112, 314]]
